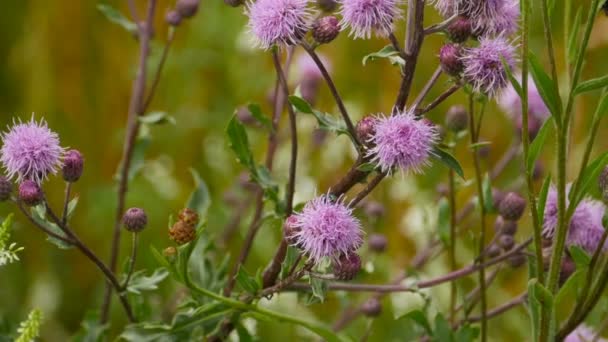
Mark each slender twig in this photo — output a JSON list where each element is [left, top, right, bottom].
[[301, 42, 360, 147], [411, 66, 442, 110], [142, 28, 176, 112], [290, 239, 531, 294], [388, 32, 406, 59], [423, 13, 460, 35], [468, 95, 488, 341], [61, 182, 72, 226], [122, 233, 139, 290], [417, 83, 462, 116], [102, 0, 157, 323], [455, 267, 502, 317], [350, 173, 386, 208], [15, 200, 73, 244], [465, 292, 527, 324]]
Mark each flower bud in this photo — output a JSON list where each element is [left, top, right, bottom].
[[333, 253, 361, 281], [356, 116, 376, 147], [312, 16, 340, 44], [439, 44, 463, 76], [492, 188, 505, 210], [446, 15, 472, 43], [361, 298, 382, 317], [283, 215, 300, 245], [498, 234, 515, 251], [317, 0, 338, 12], [224, 0, 243, 7], [19, 180, 42, 207], [508, 253, 527, 268], [62, 149, 84, 183], [176, 0, 200, 18], [493, 216, 517, 235], [599, 166, 608, 202], [486, 244, 501, 258], [123, 207, 148, 232], [178, 208, 199, 227], [368, 233, 387, 253], [163, 246, 177, 262], [499, 192, 526, 221], [165, 10, 182, 26], [169, 221, 196, 245], [445, 105, 468, 133], [0, 176, 12, 202], [364, 201, 385, 219]]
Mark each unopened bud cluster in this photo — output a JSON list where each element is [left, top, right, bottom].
[[166, 0, 200, 26], [169, 208, 199, 245], [486, 192, 527, 269]]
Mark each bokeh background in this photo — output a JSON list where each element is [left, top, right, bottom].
[[1, 1, 608, 341]]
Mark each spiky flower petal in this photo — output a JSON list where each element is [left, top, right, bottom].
[[543, 186, 607, 254], [461, 36, 517, 98], [339, 0, 402, 39], [246, 0, 314, 49], [1, 117, 64, 184], [433, 0, 519, 37], [367, 110, 438, 174], [290, 195, 363, 263]]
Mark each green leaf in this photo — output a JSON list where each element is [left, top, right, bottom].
[[432, 147, 464, 179], [30, 205, 71, 249], [138, 111, 176, 125], [235, 266, 260, 295], [574, 75, 608, 95], [356, 162, 377, 172], [97, 4, 137, 35], [247, 103, 273, 130], [555, 270, 584, 308], [453, 325, 479, 342], [569, 245, 591, 268], [186, 169, 211, 220], [529, 53, 562, 121], [502, 57, 523, 97], [400, 309, 432, 334], [288, 95, 352, 141], [567, 8, 583, 64], [310, 277, 327, 303], [437, 198, 451, 246], [72, 311, 108, 342], [362, 45, 400, 66], [482, 173, 495, 213], [226, 115, 255, 169], [253, 165, 280, 205], [537, 175, 552, 224], [570, 151, 608, 208], [288, 95, 313, 114], [527, 118, 552, 174], [126, 268, 169, 294], [66, 196, 79, 220], [280, 246, 300, 280], [433, 313, 452, 342]]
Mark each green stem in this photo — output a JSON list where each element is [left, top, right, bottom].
[[448, 168, 457, 324], [469, 95, 488, 342]]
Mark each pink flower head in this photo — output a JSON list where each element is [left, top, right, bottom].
[[461, 36, 517, 98], [565, 325, 606, 342], [1, 116, 64, 184], [366, 110, 438, 174], [542, 186, 607, 254], [498, 73, 550, 122], [433, 0, 519, 37], [339, 0, 403, 39], [246, 0, 314, 49], [290, 195, 363, 263]]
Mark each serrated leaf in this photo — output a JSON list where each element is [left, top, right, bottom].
[[226, 115, 255, 170], [574, 75, 608, 95], [247, 103, 273, 130], [30, 205, 71, 249], [97, 4, 137, 35], [236, 266, 260, 294], [72, 311, 108, 342], [527, 118, 552, 174], [126, 268, 169, 294], [362, 45, 399, 66], [432, 147, 464, 179], [186, 169, 210, 220], [280, 246, 300, 280], [437, 198, 450, 246], [529, 53, 562, 121]]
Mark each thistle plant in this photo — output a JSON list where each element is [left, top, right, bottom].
[[2, 0, 608, 341]]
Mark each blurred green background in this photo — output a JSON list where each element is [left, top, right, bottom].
[[1, 0, 608, 340]]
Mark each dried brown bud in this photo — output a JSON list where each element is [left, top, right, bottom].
[[169, 221, 196, 245], [178, 208, 199, 227]]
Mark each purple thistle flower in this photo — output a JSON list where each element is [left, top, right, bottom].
[[565, 325, 606, 342], [1, 116, 64, 184], [339, 0, 403, 39], [366, 110, 438, 174], [246, 0, 314, 49], [498, 73, 550, 122], [542, 186, 607, 254], [433, 0, 519, 37], [461, 36, 517, 98], [290, 195, 364, 263]]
